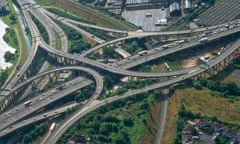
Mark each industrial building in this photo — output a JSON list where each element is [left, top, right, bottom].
[[125, 0, 168, 10], [169, 2, 181, 16], [184, 0, 192, 13]]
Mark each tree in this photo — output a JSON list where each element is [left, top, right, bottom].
[[226, 82, 238, 95], [114, 130, 130, 144], [123, 118, 134, 127], [4, 51, 15, 62], [10, 14, 17, 24], [103, 46, 115, 56], [126, 41, 138, 53], [193, 81, 202, 90], [103, 115, 119, 123], [206, 80, 218, 90], [99, 125, 109, 135]]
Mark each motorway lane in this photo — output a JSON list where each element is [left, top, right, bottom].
[[41, 40, 196, 77], [79, 21, 240, 57], [24, 6, 69, 98], [117, 26, 240, 69], [29, 7, 56, 48], [38, 8, 68, 52], [40, 25, 240, 78], [0, 64, 104, 131], [0, 77, 92, 131], [0, 103, 78, 137]]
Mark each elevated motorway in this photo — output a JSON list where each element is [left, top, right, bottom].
[[42, 42, 195, 77], [45, 37, 240, 144], [0, 66, 103, 130], [40, 25, 240, 78], [0, 7, 41, 99], [117, 27, 240, 69], [80, 22, 240, 57], [0, 103, 78, 137], [0, 77, 92, 131], [29, 7, 56, 48]]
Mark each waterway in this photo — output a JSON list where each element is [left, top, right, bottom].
[[13, 4, 31, 53]]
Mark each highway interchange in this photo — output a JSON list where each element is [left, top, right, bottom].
[[0, 0, 240, 143]]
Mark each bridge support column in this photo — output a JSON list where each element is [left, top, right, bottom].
[[31, 81, 38, 93], [161, 87, 170, 95]]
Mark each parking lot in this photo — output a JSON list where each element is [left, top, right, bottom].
[[122, 8, 168, 31]]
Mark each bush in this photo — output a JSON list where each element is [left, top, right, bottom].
[[193, 81, 202, 90], [123, 118, 134, 127], [4, 51, 15, 62]]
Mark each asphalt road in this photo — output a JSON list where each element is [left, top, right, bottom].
[[0, 103, 78, 137], [42, 37, 240, 143]]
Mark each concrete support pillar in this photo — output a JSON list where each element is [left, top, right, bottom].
[[161, 87, 170, 95], [31, 81, 37, 92]]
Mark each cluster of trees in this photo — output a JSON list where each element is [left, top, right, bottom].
[[74, 85, 95, 102], [9, 14, 17, 24], [4, 51, 15, 62], [59, 92, 154, 143], [59, 113, 131, 144], [59, 23, 91, 54], [3, 28, 17, 63], [16, 123, 47, 144], [100, 46, 120, 59], [193, 79, 240, 97], [3, 28, 18, 47], [0, 7, 9, 16], [0, 71, 8, 87], [233, 57, 240, 69], [123, 40, 145, 54]]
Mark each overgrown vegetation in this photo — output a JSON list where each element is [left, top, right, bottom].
[[122, 40, 145, 55], [103, 79, 155, 98], [47, 8, 95, 24], [55, 21, 91, 53], [16, 123, 48, 144], [193, 57, 240, 100], [58, 92, 157, 144], [0, 71, 8, 87]]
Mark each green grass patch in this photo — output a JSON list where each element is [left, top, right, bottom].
[[54, 30, 62, 50], [167, 61, 182, 71]]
